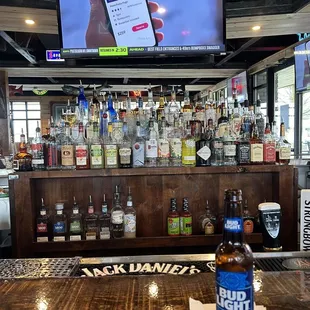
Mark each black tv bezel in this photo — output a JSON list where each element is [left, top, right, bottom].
[[294, 41, 310, 93], [56, 0, 227, 59]]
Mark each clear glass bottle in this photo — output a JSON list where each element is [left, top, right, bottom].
[[250, 123, 264, 164], [111, 185, 124, 238], [263, 123, 276, 165], [241, 100, 253, 136], [84, 195, 98, 240], [69, 197, 83, 241], [132, 121, 145, 168], [167, 88, 180, 126], [36, 198, 50, 242], [90, 122, 104, 169], [78, 84, 89, 125], [182, 90, 193, 124], [119, 122, 132, 168], [223, 127, 237, 166], [199, 200, 217, 235], [53, 203, 67, 242], [276, 122, 291, 165], [31, 121, 45, 171], [145, 119, 158, 167], [45, 118, 60, 170], [98, 194, 111, 240], [180, 198, 192, 236], [181, 125, 196, 167], [169, 117, 182, 167], [61, 122, 76, 170], [104, 122, 119, 168], [75, 122, 90, 170], [211, 128, 224, 166], [13, 128, 32, 171], [124, 187, 136, 239], [158, 117, 170, 167], [255, 99, 265, 139]]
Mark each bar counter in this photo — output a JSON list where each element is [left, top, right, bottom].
[[0, 271, 309, 309]]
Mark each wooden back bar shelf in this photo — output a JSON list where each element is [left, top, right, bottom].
[[9, 165, 298, 258]]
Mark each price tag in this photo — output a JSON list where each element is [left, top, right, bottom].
[[98, 47, 128, 57]]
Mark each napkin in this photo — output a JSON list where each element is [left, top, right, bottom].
[[189, 298, 266, 310]]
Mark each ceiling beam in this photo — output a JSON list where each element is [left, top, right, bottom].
[[215, 37, 261, 67]]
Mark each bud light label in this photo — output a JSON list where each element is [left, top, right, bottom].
[[216, 269, 253, 310], [224, 217, 243, 233]]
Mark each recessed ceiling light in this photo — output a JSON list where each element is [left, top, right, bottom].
[[252, 25, 261, 31], [25, 19, 35, 25]]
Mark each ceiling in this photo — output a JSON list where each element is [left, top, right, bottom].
[[0, 0, 310, 96]]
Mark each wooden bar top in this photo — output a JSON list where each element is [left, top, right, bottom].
[[0, 271, 309, 309]]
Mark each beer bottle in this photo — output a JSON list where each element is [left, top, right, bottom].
[[215, 189, 254, 310]]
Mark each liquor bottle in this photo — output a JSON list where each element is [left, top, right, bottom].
[[31, 121, 45, 171], [250, 123, 264, 164], [241, 100, 253, 136], [100, 97, 109, 138], [132, 121, 145, 168], [107, 92, 118, 122], [84, 195, 98, 240], [75, 122, 90, 170], [90, 122, 104, 169], [217, 106, 229, 138], [158, 117, 170, 167], [195, 97, 205, 124], [36, 198, 50, 242], [190, 112, 203, 141], [78, 84, 89, 125], [182, 90, 193, 124], [111, 185, 124, 238], [118, 122, 132, 168], [180, 198, 192, 236], [181, 125, 196, 167], [199, 200, 217, 235], [263, 123, 276, 165], [243, 199, 255, 234], [124, 187, 136, 238], [276, 122, 291, 165], [61, 122, 76, 170], [210, 128, 224, 166], [157, 87, 165, 121], [167, 88, 179, 126], [69, 197, 83, 241], [53, 203, 67, 242], [42, 119, 51, 142], [168, 117, 182, 167], [98, 194, 111, 240], [13, 128, 32, 171], [237, 125, 251, 165], [215, 189, 254, 310], [231, 99, 242, 137], [119, 101, 127, 122], [125, 93, 136, 138], [255, 99, 265, 139], [167, 198, 180, 236], [145, 119, 158, 167], [223, 127, 237, 166], [145, 85, 155, 112], [196, 120, 212, 167], [104, 122, 119, 168], [45, 118, 60, 170]]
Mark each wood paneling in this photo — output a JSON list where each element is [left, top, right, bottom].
[[9, 166, 298, 258]]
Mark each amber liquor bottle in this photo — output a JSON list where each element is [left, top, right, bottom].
[[36, 198, 50, 242], [243, 199, 255, 234], [276, 122, 291, 165], [84, 195, 98, 240], [199, 200, 217, 235]]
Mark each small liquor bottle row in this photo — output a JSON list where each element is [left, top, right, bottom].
[[36, 186, 259, 243]]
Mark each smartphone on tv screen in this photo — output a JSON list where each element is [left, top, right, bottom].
[[102, 0, 157, 47]]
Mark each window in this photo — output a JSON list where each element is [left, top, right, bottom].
[[274, 66, 295, 151], [301, 91, 310, 157], [10, 101, 41, 143], [253, 71, 268, 120]]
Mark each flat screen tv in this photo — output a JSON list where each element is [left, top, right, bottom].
[[56, 0, 226, 58], [295, 41, 310, 92]]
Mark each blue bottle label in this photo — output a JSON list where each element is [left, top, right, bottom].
[[216, 269, 253, 310], [53, 221, 65, 233], [224, 217, 243, 233]]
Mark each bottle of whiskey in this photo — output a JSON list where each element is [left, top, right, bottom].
[[75, 122, 90, 170], [98, 194, 111, 240], [276, 122, 291, 165], [69, 197, 83, 241], [90, 122, 104, 169], [180, 198, 192, 236], [124, 187, 136, 239], [84, 195, 98, 240], [168, 117, 182, 167], [119, 122, 133, 168], [36, 198, 50, 242], [104, 122, 119, 168], [199, 200, 217, 235], [167, 198, 180, 236], [157, 87, 165, 121], [45, 117, 60, 170], [243, 199, 255, 234], [223, 127, 237, 166], [53, 203, 67, 242], [13, 128, 32, 171], [61, 122, 75, 170], [182, 90, 193, 123], [111, 185, 124, 238], [211, 128, 224, 166], [263, 123, 276, 164], [31, 121, 45, 171], [237, 125, 251, 165], [250, 123, 264, 164]]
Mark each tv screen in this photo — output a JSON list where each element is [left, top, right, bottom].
[[295, 41, 310, 92], [57, 0, 226, 58]]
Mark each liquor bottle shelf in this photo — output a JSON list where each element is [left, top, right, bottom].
[[16, 165, 292, 179], [31, 234, 263, 253]]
